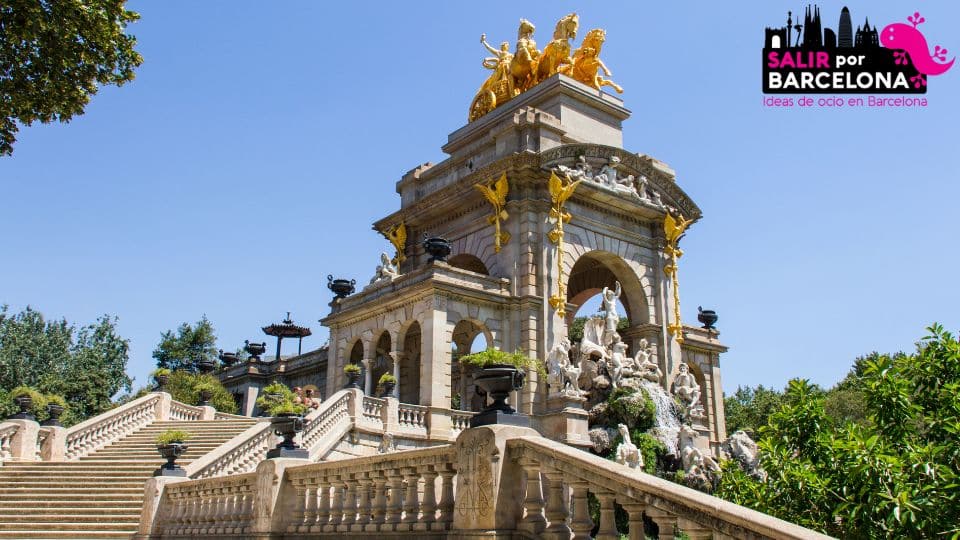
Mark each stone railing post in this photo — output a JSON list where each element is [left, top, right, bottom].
[[416, 464, 438, 531], [542, 469, 572, 540], [427, 406, 453, 441], [594, 490, 619, 540], [134, 476, 189, 538], [569, 480, 594, 540], [400, 465, 420, 529], [199, 405, 216, 420], [345, 388, 365, 424], [517, 455, 546, 536], [155, 391, 172, 421], [452, 424, 539, 534], [39, 425, 66, 461], [622, 502, 648, 540], [382, 395, 399, 434], [257, 457, 310, 535], [646, 507, 678, 540], [436, 463, 455, 530], [7, 419, 39, 462]]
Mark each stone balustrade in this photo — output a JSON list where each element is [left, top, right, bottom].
[[449, 410, 474, 436], [0, 422, 18, 463], [300, 391, 353, 460], [169, 401, 214, 422], [65, 392, 167, 460], [137, 424, 834, 540], [395, 403, 428, 436], [185, 422, 274, 479], [360, 396, 385, 430]]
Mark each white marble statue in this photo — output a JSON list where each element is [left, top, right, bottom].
[[369, 252, 400, 285], [594, 156, 638, 197], [672, 362, 705, 418], [608, 336, 628, 389], [636, 174, 650, 201], [546, 337, 582, 396], [600, 281, 622, 346], [721, 430, 764, 480], [634, 339, 661, 383], [377, 432, 396, 454], [679, 425, 720, 488], [615, 423, 643, 469], [557, 155, 594, 181]]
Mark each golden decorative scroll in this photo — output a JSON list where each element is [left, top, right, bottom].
[[547, 170, 582, 318], [663, 213, 693, 344], [474, 173, 510, 253], [384, 223, 407, 266]]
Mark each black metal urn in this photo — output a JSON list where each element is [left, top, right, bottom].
[[244, 340, 267, 361], [327, 275, 357, 299], [423, 236, 451, 262], [344, 370, 362, 389], [154, 443, 189, 477], [697, 306, 718, 330], [380, 381, 396, 398], [9, 394, 34, 421], [154, 374, 169, 391], [197, 356, 217, 374], [219, 350, 240, 367], [470, 364, 529, 428], [41, 403, 64, 427], [198, 389, 213, 407], [266, 413, 308, 459]]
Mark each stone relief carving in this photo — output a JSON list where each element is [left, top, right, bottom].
[[367, 252, 400, 287], [455, 430, 495, 519], [554, 154, 667, 207], [377, 432, 396, 454], [614, 423, 643, 469]]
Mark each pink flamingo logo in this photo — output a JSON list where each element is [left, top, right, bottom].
[[881, 12, 954, 87]]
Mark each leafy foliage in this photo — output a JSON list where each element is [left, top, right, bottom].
[[0, 305, 131, 425], [378, 373, 397, 385], [716, 325, 960, 538], [255, 382, 306, 416], [459, 348, 546, 376], [723, 385, 787, 435], [164, 371, 237, 414], [343, 363, 361, 375], [152, 316, 219, 373], [155, 429, 191, 446], [606, 387, 656, 432], [0, 0, 143, 155]]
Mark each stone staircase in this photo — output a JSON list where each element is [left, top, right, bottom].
[[0, 418, 256, 539]]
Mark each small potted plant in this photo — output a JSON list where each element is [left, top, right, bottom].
[[8, 386, 43, 421], [41, 394, 67, 427], [460, 349, 543, 428], [152, 368, 172, 391], [194, 381, 216, 407], [343, 363, 362, 389], [155, 429, 191, 476], [256, 383, 308, 459], [378, 373, 397, 397]]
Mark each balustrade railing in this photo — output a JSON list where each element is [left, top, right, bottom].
[[169, 401, 205, 421], [64, 392, 163, 460], [360, 396, 385, 429], [0, 422, 17, 463], [396, 404, 429, 436], [186, 422, 274, 479], [450, 410, 475, 435], [301, 391, 353, 460], [280, 446, 457, 534], [156, 472, 258, 536]]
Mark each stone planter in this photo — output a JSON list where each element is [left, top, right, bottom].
[[197, 389, 213, 407], [219, 350, 240, 367], [344, 371, 361, 389], [470, 364, 529, 428], [244, 340, 267, 361], [381, 381, 396, 398], [41, 403, 64, 427], [267, 413, 308, 459], [327, 275, 357, 299], [154, 374, 169, 391], [423, 236, 451, 262], [198, 357, 217, 374], [155, 443, 189, 477], [697, 307, 718, 330], [9, 394, 34, 421]]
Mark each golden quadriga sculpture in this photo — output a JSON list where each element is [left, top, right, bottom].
[[469, 14, 623, 122]]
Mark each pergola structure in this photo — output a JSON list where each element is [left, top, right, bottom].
[[262, 312, 312, 362]]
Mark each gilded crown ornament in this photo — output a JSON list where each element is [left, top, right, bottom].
[[469, 14, 622, 122]]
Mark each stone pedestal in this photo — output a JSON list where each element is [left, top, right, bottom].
[[5, 419, 39, 462], [539, 394, 591, 449]]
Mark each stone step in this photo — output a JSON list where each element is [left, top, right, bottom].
[[0, 470, 153, 478], [0, 514, 140, 524], [0, 495, 142, 504], [0, 531, 133, 539], [0, 501, 142, 510], [0, 521, 135, 531], [0, 487, 144, 495], [0, 481, 146, 489]]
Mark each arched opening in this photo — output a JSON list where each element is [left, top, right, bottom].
[[399, 322, 422, 404], [370, 332, 391, 396], [771, 35, 781, 48], [566, 251, 647, 325], [448, 254, 489, 275], [450, 319, 492, 411], [348, 340, 364, 390]]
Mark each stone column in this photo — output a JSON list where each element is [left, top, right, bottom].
[[389, 351, 403, 399], [569, 480, 594, 540], [242, 385, 260, 417], [419, 306, 451, 407], [622, 502, 647, 540], [362, 358, 373, 395]]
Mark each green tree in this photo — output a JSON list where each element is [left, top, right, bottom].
[[152, 316, 218, 373], [0, 305, 132, 425], [0, 0, 142, 155], [164, 371, 238, 414], [716, 325, 960, 538], [723, 384, 785, 435]]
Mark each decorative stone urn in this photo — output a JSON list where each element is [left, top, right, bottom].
[[218, 350, 240, 367], [344, 371, 361, 389], [155, 443, 189, 477], [197, 389, 213, 407], [266, 413, 308, 459], [244, 340, 267, 361], [381, 381, 396, 398], [197, 357, 217, 374], [9, 394, 34, 421], [327, 275, 357, 299], [697, 306, 718, 330], [423, 236, 452, 262], [154, 374, 169, 390], [41, 403, 64, 427], [470, 364, 529, 428]]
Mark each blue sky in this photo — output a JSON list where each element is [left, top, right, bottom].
[[2, 1, 958, 394]]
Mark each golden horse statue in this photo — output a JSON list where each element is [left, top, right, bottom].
[[569, 28, 623, 93], [536, 13, 579, 82]]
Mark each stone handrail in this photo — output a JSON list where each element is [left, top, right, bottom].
[[34, 428, 49, 461], [169, 401, 205, 421], [360, 396, 385, 430], [213, 411, 249, 420], [301, 390, 354, 460], [395, 403, 428, 437], [507, 435, 834, 540], [0, 422, 18, 463], [185, 421, 274, 479], [139, 424, 833, 539], [65, 392, 165, 460], [449, 410, 474, 436]]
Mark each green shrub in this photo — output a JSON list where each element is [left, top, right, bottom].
[[378, 373, 397, 385], [607, 386, 656, 431], [8, 386, 46, 413], [255, 381, 306, 416], [155, 429, 191, 446], [459, 348, 546, 376], [151, 368, 172, 378], [343, 363, 361, 375], [164, 371, 238, 414]]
